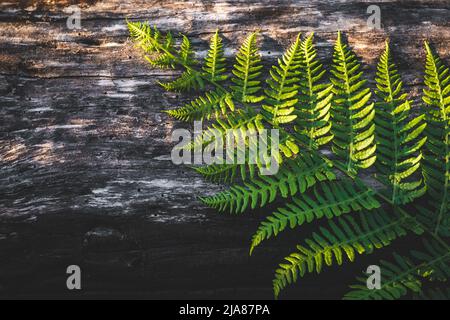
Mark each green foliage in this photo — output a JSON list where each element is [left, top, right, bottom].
[[296, 33, 334, 148], [330, 32, 376, 174], [203, 29, 228, 82], [201, 153, 335, 214], [262, 33, 302, 125], [250, 179, 380, 253], [231, 32, 264, 104], [345, 239, 449, 300], [273, 210, 424, 298], [374, 41, 427, 204], [128, 22, 450, 300], [421, 42, 450, 237]]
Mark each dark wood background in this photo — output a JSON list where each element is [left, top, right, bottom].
[[0, 0, 448, 299]]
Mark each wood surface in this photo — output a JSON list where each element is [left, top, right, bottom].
[[0, 0, 448, 299]]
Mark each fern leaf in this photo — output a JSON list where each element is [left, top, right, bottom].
[[250, 179, 380, 253], [165, 89, 233, 121], [179, 34, 196, 66], [231, 32, 264, 104], [160, 70, 205, 92], [422, 42, 450, 236], [201, 154, 335, 214], [273, 210, 424, 299], [330, 31, 376, 174], [295, 33, 334, 148], [262, 33, 302, 125], [203, 30, 228, 82], [344, 239, 450, 300], [374, 40, 427, 205]]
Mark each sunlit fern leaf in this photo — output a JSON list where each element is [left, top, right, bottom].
[[250, 179, 380, 254], [330, 31, 376, 174], [422, 42, 450, 236], [160, 70, 205, 92], [179, 34, 197, 66], [262, 33, 302, 126], [273, 210, 424, 299], [231, 32, 264, 104], [344, 239, 449, 300], [203, 30, 228, 82], [415, 287, 450, 300], [374, 40, 427, 205], [128, 21, 175, 68], [165, 89, 233, 121], [193, 163, 258, 183], [128, 21, 160, 53], [200, 153, 335, 214], [295, 33, 334, 148]]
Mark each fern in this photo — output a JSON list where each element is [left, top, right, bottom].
[[250, 179, 380, 253], [262, 33, 302, 126], [330, 31, 376, 174], [420, 42, 450, 237], [129, 24, 450, 300], [273, 210, 424, 298], [166, 89, 233, 121], [296, 33, 334, 148], [203, 29, 228, 82], [201, 153, 335, 214], [231, 32, 264, 104], [374, 40, 427, 204], [344, 239, 450, 300]]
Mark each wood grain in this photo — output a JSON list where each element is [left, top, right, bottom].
[[0, 0, 448, 299]]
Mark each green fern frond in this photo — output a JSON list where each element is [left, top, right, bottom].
[[160, 70, 205, 92], [193, 163, 257, 183], [374, 40, 427, 205], [231, 32, 264, 104], [203, 30, 228, 82], [201, 153, 335, 214], [344, 239, 450, 300], [295, 33, 334, 148], [422, 42, 450, 236], [179, 34, 197, 65], [273, 210, 424, 298], [165, 89, 233, 121], [251, 179, 380, 254], [262, 33, 302, 125], [330, 31, 376, 174]]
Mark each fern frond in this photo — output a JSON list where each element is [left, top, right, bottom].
[[251, 179, 380, 253], [330, 31, 376, 174], [273, 210, 423, 298], [374, 40, 427, 205], [160, 70, 205, 92], [231, 32, 264, 104], [193, 163, 257, 183], [262, 33, 302, 125], [295, 33, 334, 148], [165, 89, 233, 121], [344, 239, 450, 300], [179, 34, 197, 66], [201, 153, 335, 214], [203, 30, 228, 82], [422, 42, 450, 236], [128, 21, 176, 68]]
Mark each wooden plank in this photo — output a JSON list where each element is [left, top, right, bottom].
[[0, 0, 448, 298]]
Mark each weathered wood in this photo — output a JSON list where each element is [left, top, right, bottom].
[[0, 0, 448, 299]]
